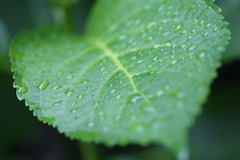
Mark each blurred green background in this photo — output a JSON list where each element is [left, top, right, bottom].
[[0, 0, 240, 159]]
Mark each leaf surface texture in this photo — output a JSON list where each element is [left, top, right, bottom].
[[10, 0, 230, 153]]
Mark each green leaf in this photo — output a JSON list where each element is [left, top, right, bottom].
[[10, 0, 230, 155]]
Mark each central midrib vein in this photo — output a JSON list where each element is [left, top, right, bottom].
[[87, 37, 138, 93]]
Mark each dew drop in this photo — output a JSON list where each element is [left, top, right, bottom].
[[53, 100, 62, 106], [145, 107, 155, 112], [181, 30, 188, 34], [77, 94, 85, 99], [65, 88, 74, 96], [163, 32, 170, 37], [116, 95, 123, 99], [177, 92, 185, 99], [103, 127, 109, 132], [135, 126, 144, 133], [87, 122, 94, 127], [158, 6, 163, 12], [203, 32, 209, 37], [38, 80, 49, 91], [18, 84, 28, 94], [164, 41, 171, 46], [100, 66, 106, 71], [188, 45, 196, 51], [131, 56, 137, 60], [174, 24, 183, 31], [66, 75, 73, 79], [179, 44, 186, 48], [165, 85, 170, 90], [188, 36, 193, 40], [148, 36, 153, 41], [171, 60, 178, 65], [153, 56, 158, 61], [115, 115, 120, 120], [131, 48, 138, 52], [137, 60, 144, 64], [153, 44, 161, 49], [131, 95, 142, 103], [191, 28, 196, 33], [88, 94, 94, 98], [131, 116, 136, 121], [93, 101, 99, 106], [199, 52, 206, 58], [119, 35, 127, 40], [110, 89, 116, 93], [72, 115, 79, 120], [147, 22, 156, 29], [71, 110, 77, 113], [57, 72, 63, 76], [81, 79, 89, 84], [205, 23, 211, 28], [99, 111, 103, 115], [177, 102, 184, 109], [52, 85, 62, 90], [71, 101, 78, 106], [145, 5, 150, 10], [152, 122, 162, 130], [156, 90, 164, 96], [200, 20, 205, 25]]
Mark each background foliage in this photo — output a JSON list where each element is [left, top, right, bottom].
[[0, 0, 240, 159]]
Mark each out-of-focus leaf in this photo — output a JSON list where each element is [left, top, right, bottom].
[[28, 0, 53, 27], [0, 20, 9, 55], [0, 0, 34, 36], [217, 0, 240, 62], [0, 20, 10, 72]]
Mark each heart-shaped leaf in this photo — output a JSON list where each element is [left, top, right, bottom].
[[10, 0, 230, 154]]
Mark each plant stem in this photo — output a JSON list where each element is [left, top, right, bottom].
[[177, 146, 189, 160], [51, 5, 74, 30], [79, 141, 99, 160]]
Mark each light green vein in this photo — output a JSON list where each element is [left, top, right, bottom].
[[87, 37, 156, 109], [87, 38, 138, 93]]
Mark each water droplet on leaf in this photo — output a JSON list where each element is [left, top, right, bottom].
[[38, 80, 49, 91], [78, 94, 85, 99], [65, 88, 74, 96], [18, 84, 28, 94], [131, 95, 142, 103]]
